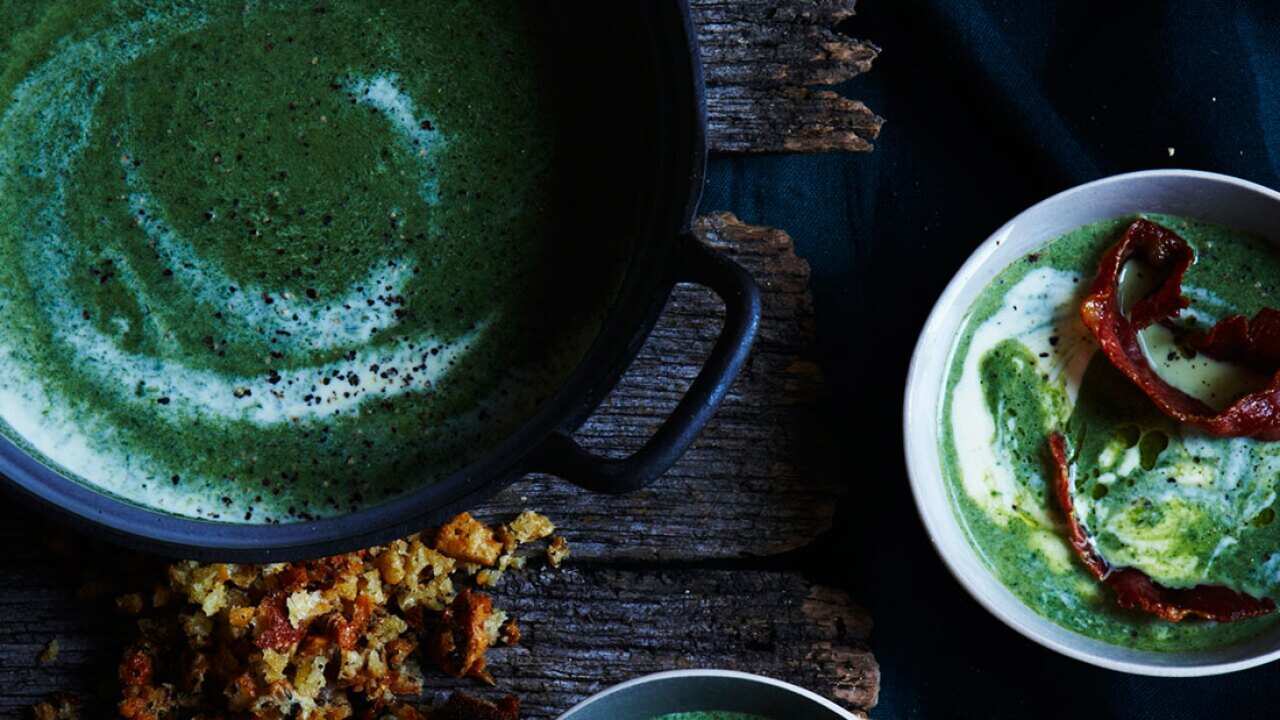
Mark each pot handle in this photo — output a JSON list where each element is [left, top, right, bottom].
[[532, 233, 761, 494]]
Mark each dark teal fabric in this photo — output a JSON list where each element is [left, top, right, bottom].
[[701, 1, 1280, 717]]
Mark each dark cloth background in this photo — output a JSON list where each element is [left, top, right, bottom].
[[699, 1, 1280, 718]]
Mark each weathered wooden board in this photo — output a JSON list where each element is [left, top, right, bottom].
[[432, 569, 879, 720], [0, 523, 125, 716], [0, 2, 883, 717], [0, 214, 875, 719], [474, 214, 842, 562], [0, 539, 880, 720], [694, 0, 884, 153]]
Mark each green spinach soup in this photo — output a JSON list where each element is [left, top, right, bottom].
[[941, 214, 1280, 651], [0, 1, 626, 522]]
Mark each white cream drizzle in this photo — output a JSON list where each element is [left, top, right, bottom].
[[950, 259, 1280, 587], [125, 180, 417, 353], [0, 8, 487, 519], [346, 73, 446, 204], [950, 267, 1092, 527]]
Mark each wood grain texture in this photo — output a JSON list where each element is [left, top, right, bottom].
[[431, 568, 879, 720], [0, 1, 884, 713], [693, 0, 885, 153], [0, 216, 875, 718], [473, 214, 843, 562], [0, 538, 880, 719], [0, 522, 128, 716]]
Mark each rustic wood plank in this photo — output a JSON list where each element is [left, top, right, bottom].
[[0, 529, 126, 716], [432, 568, 879, 720], [473, 213, 843, 562], [693, 0, 884, 153], [0, 0, 886, 711], [0, 538, 879, 720], [0, 212, 868, 715]]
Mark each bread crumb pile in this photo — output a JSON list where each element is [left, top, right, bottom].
[[69, 510, 566, 720]]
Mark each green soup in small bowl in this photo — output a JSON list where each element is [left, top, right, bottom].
[[906, 170, 1280, 675], [557, 670, 856, 720]]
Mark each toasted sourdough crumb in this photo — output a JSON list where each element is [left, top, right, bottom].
[[36, 638, 59, 665], [507, 511, 555, 544], [500, 618, 522, 646], [547, 536, 570, 568], [435, 512, 503, 566], [99, 510, 560, 720], [426, 588, 499, 684], [115, 593, 144, 616], [31, 695, 79, 720]]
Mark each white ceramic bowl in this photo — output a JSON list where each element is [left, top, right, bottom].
[[904, 169, 1280, 676], [557, 669, 859, 720]]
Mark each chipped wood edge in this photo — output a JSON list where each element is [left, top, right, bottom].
[[692, 0, 885, 153]]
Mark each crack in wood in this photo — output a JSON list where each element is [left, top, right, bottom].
[[0, 0, 885, 712], [428, 569, 879, 719], [0, 211, 877, 718], [694, 0, 885, 153], [474, 213, 838, 564], [467, 214, 871, 717]]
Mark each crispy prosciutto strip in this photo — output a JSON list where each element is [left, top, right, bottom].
[[1189, 308, 1280, 373], [1080, 218, 1280, 440], [1048, 432, 1274, 622]]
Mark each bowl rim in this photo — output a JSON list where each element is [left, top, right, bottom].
[[902, 168, 1280, 677], [555, 669, 860, 719]]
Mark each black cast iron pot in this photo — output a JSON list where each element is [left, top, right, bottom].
[[1, 1, 760, 561]]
